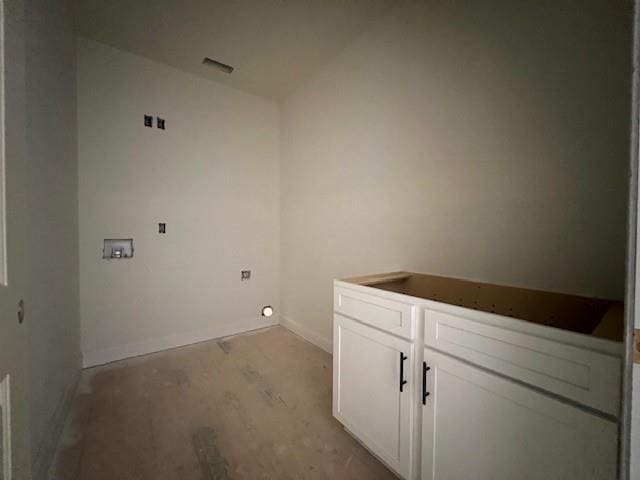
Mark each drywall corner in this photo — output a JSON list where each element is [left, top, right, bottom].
[[280, 315, 333, 354]]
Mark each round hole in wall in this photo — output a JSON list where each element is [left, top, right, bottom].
[[262, 306, 274, 318]]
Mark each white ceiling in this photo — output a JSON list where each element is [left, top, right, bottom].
[[73, 0, 396, 100]]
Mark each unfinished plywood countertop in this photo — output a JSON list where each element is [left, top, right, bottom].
[[342, 271, 624, 342]]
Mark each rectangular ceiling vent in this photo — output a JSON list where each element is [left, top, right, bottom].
[[202, 57, 234, 74]]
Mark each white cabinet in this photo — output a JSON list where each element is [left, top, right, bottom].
[[332, 278, 620, 480], [421, 348, 618, 480], [333, 314, 415, 479]]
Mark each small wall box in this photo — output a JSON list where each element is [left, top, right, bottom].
[[103, 239, 134, 259]]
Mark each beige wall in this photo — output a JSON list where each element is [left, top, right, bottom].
[[78, 38, 280, 366], [280, 0, 632, 348], [24, 0, 80, 477]]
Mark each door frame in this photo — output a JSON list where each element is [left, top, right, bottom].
[[621, 2, 640, 479]]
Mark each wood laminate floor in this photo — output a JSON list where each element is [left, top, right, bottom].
[[49, 326, 396, 480]]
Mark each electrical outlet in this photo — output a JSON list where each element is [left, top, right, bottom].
[[241, 270, 251, 281], [157, 117, 165, 130], [144, 115, 153, 127], [158, 223, 166, 234]]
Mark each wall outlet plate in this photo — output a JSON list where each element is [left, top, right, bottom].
[[241, 270, 251, 281]]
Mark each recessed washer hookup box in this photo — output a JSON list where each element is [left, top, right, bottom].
[[103, 238, 134, 259]]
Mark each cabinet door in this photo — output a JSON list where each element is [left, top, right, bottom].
[[421, 348, 617, 480], [333, 314, 415, 479]]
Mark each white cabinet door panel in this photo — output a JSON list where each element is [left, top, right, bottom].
[[421, 348, 617, 480], [333, 314, 414, 478]]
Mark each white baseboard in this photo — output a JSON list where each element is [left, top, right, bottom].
[[280, 315, 333, 354], [82, 317, 279, 368]]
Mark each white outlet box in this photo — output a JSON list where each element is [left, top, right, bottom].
[[0, 374, 10, 480]]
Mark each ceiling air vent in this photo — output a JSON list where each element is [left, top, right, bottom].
[[202, 57, 234, 74]]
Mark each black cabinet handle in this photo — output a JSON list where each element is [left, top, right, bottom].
[[400, 352, 408, 392], [422, 362, 431, 404]]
